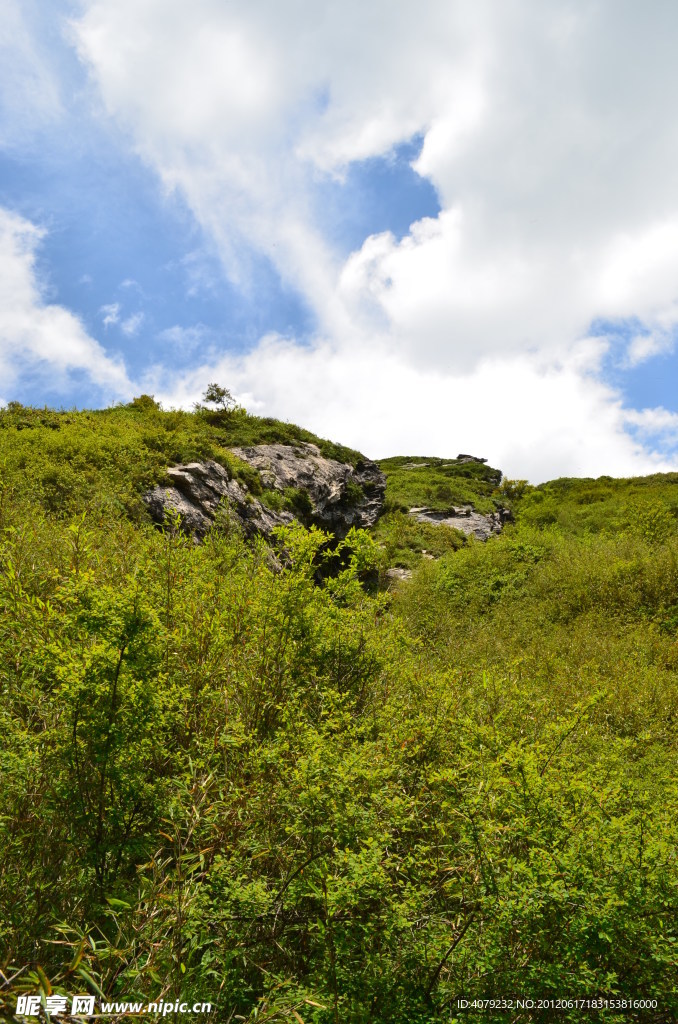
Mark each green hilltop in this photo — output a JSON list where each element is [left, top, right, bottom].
[[1, 400, 677, 1021], [0, 398, 363, 518]]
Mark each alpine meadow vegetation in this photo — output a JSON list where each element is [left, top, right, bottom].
[[0, 402, 677, 1022]]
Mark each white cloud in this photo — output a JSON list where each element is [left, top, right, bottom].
[[72, 1, 678, 348], [68, 1, 678, 477], [179, 250, 220, 298], [624, 406, 678, 452], [119, 278, 148, 298], [141, 330, 672, 484], [99, 301, 120, 326], [0, 207, 131, 398], [624, 332, 673, 369], [99, 304, 144, 338], [625, 407, 678, 433]]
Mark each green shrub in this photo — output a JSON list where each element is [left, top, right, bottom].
[[283, 486, 314, 518], [341, 478, 365, 507]]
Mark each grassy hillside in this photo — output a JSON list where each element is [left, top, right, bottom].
[[374, 455, 505, 570], [0, 399, 363, 519], [378, 454, 502, 514], [1, 404, 677, 1022]]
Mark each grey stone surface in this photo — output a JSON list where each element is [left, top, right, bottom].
[[385, 567, 413, 582], [143, 445, 386, 541], [408, 504, 512, 542], [143, 459, 294, 540], [230, 443, 385, 536]]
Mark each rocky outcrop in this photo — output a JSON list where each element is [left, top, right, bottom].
[[143, 460, 295, 539], [408, 505, 512, 542], [230, 443, 385, 536], [143, 444, 386, 541], [385, 567, 413, 583]]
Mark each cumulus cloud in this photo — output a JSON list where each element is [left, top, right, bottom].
[[67, 1, 678, 477], [0, 207, 131, 399], [140, 331, 671, 484]]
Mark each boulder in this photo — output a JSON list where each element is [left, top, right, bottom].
[[385, 567, 413, 583], [143, 444, 386, 541], [408, 504, 512, 542]]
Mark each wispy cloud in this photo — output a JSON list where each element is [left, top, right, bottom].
[[99, 301, 120, 327], [121, 311, 144, 336], [158, 324, 209, 348], [179, 250, 220, 297], [0, 0, 63, 148], [625, 332, 674, 369]]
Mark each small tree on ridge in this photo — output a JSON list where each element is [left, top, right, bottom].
[[203, 383, 235, 412]]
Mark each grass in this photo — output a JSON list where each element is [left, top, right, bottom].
[[378, 455, 502, 514], [374, 456, 506, 569]]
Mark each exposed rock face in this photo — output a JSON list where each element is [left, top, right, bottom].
[[385, 567, 413, 583], [230, 443, 385, 536], [143, 444, 386, 541], [408, 505, 512, 542], [144, 461, 294, 540]]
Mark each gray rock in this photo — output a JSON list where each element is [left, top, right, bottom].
[[143, 445, 386, 541], [408, 505, 512, 542], [144, 459, 294, 540], [385, 567, 413, 582], [230, 443, 385, 537], [456, 454, 487, 464]]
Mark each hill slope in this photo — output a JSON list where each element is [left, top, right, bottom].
[[1, 401, 677, 1022]]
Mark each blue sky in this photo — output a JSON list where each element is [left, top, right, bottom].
[[2, 0, 678, 480], [1, 122, 439, 402]]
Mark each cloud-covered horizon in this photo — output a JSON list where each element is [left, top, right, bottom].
[[2, 0, 678, 480]]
